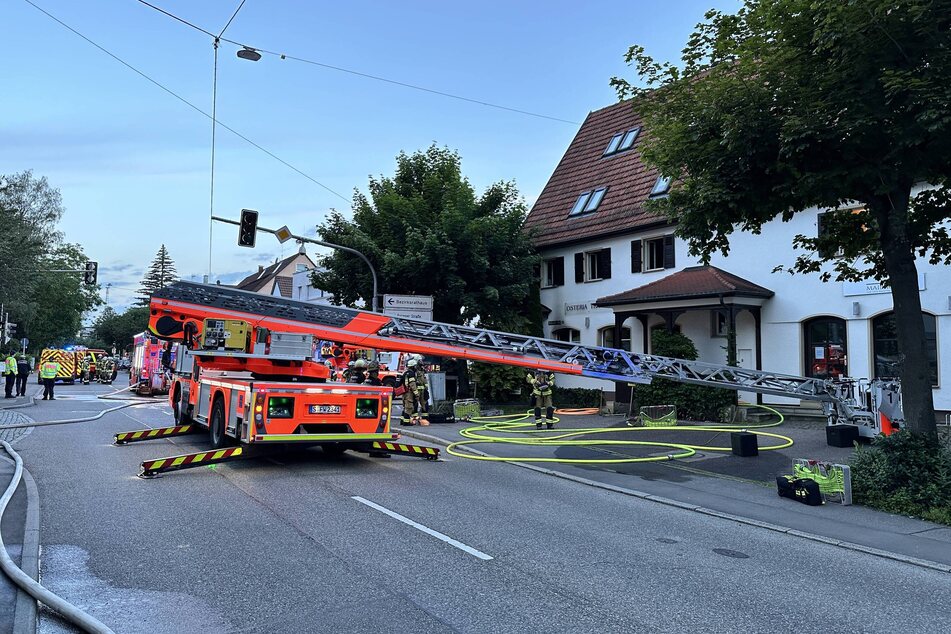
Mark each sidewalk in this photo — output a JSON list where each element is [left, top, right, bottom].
[[0, 404, 39, 634], [398, 412, 951, 572]]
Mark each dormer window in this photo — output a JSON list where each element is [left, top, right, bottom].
[[570, 186, 608, 215], [603, 127, 641, 156], [649, 175, 671, 198]]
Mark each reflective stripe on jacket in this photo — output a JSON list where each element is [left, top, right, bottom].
[[4, 357, 16, 375], [526, 372, 555, 397]]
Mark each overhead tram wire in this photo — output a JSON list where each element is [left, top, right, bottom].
[[21, 0, 349, 203], [133, 0, 580, 126]]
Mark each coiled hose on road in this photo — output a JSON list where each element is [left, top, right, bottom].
[[445, 404, 792, 464]]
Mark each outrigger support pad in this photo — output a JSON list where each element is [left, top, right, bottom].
[[364, 441, 440, 461], [139, 447, 245, 478], [115, 424, 199, 445]]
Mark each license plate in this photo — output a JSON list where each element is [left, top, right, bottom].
[[309, 404, 341, 414]]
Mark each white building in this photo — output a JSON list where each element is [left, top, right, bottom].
[[523, 101, 949, 419], [285, 266, 334, 305]]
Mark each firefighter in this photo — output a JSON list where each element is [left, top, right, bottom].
[[79, 353, 90, 385], [348, 358, 368, 384], [363, 361, 382, 386], [39, 357, 60, 400], [527, 369, 556, 429], [400, 358, 429, 426], [3, 351, 17, 398], [342, 360, 355, 382]]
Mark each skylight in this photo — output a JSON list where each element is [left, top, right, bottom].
[[571, 187, 607, 215], [650, 175, 671, 198], [619, 127, 640, 151], [603, 133, 623, 156]]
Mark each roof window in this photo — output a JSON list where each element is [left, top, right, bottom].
[[603, 127, 640, 156], [649, 175, 671, 198], [570, 187, 608, 216]]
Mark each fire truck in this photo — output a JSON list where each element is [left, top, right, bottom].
[[117, 281, 902, 477], [130, 333, 176, 396]]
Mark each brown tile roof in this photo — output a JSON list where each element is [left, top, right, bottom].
[[524, 100, 670, 248], [275, 275, 293, 298], [595, 266, 774, 306], [235, 254, 310, 292]]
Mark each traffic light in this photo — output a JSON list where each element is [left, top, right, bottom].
[[83, 261, 98, 286], [2, 321, 14, 345], [238, 209, 259, 248]]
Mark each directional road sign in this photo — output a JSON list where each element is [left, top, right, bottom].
[[383, 308, 433, 322], [383, 294, 433, 311]]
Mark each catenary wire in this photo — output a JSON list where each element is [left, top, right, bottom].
[[21, 0, 349, 202], [217, 0, 247, 38], [134, 0, 581, 125]]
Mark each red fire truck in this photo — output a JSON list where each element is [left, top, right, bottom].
[[115, 281, 902, 477]]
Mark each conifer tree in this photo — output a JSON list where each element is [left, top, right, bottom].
[[136, 244, 178, 306]]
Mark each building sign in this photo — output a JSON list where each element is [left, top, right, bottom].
[[564, 301, 592, 315], [842, 274, 925, 297], [383, 308, 433, 322]]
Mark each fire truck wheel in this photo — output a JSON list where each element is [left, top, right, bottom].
[[210, 397, 228, 449]]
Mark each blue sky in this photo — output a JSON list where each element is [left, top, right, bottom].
[[3, 0, 740, 311]]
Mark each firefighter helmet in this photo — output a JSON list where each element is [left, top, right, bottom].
[[354, 358, 368, 369], [407, 358, 418, 368], [367, 361, 380, 372]]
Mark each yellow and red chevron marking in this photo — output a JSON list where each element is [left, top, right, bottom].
[[114, 425, 195, 445], [140, 447, 244, 477], [371, 441, 439, 459], [41, 349, 77, 379]]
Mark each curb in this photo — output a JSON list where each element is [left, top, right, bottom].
[[0, 388, 39, 411], [398, 427, 951, 575]]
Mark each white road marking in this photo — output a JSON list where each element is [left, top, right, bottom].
[[351, 496, 493, 561]]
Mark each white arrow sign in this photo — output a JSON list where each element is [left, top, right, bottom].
[[383, 294, 433, 310]]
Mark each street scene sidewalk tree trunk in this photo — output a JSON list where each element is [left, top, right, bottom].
[[612, 0, 951, 437]]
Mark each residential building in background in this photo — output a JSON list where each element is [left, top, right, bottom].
[[524, 100, 950, 419], [235, 253, 315, 298]]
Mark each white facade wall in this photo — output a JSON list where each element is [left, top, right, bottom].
[[290, 268, 333, 305], [539, 206, 951, 414]]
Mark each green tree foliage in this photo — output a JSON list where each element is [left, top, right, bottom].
[[21, 243, 102, 349], [314, 145, 539, 396], [88, 306, 150, 353], [612, 0, 950, 436], [632, 330, 736, 422], [136, 244, 179, 306]]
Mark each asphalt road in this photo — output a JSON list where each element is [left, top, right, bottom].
[[9, 383, 951, 633]]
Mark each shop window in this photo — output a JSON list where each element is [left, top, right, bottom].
[[873, 312, 938, 386], [553, 328, 581, 344], [804, 317, 848, 379], [599, 327, 632, 351]]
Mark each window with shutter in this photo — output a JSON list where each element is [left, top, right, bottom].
[[553, 257, 564, 286], [663, 235, 675, 269], [574, 253, 584, 283], [597, 249, 612, 280], [631, 240, 642, 273], [541, 257, 565, 288]]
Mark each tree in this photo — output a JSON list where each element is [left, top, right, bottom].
[[88, 305, 150, 353], [0, 171, 65, 313], [136, 244, 179, 306], [612, 0, 951, 436], [20, 243, 102, 349], [313, 145, 539, 396]]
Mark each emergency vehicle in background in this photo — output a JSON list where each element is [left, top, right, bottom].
[[115, 281, 904, 477], [77, 348, 108, 384], [36, 348, 79, 384], [130, 332, 176, 396]]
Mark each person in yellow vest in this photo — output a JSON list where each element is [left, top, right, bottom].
[[3, 351, 17, 398], [526, 369, 556, 429], [39, 358, 61, 400]]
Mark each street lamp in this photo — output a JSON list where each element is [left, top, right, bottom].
[[237, 46, 261, 61]]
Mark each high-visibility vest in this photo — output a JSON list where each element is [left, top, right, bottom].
[[40, 361, 60, 379], [4, 356, 15, 375]]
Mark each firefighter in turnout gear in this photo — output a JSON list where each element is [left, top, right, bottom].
[[363, 361, 383, 386], [348, 358, 368, 384], [527, 369, 556, 429], [400, 358, 429, 426]]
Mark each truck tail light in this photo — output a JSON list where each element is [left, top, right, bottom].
[[254, 391, 266, 430]]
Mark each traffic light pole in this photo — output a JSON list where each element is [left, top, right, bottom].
[[212, 215, 381, 313]]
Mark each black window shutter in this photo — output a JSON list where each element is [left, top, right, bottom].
[[597, 249, 612, 280], [574, 253, 585, 283], [553, 257, 565, 286], [631, 240, 642, 273], [817, 212, 830, 258], [663, 235, 675, 269]]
